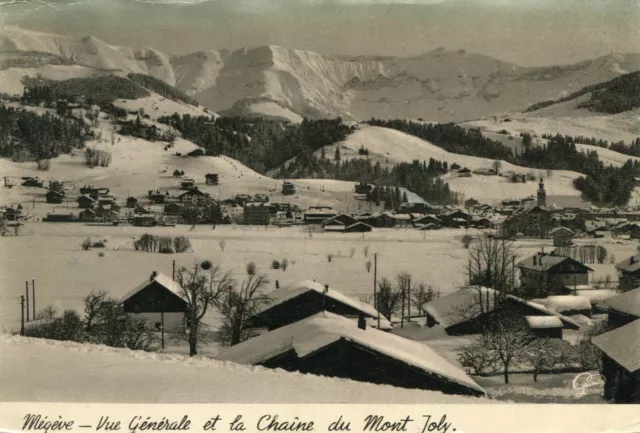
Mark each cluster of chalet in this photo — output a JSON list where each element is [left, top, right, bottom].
[[500, 178, 640, 239], [118, 274, 486, 397]]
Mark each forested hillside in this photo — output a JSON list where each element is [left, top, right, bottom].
[[158, 114, 353, 173], [0, 105, 91, 161], [366, 118, 640, 206], [525, 71, 640, 114]]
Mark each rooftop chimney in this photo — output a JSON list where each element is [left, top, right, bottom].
[[358, 313, 366, 330], [150, 271, 158, 282], [324, 284, 329, 294]]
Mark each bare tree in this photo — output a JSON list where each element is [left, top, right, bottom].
[[410, 282, 440, 312], [215, 265, 270, 347], [218, 240, 226, 252], [175, 261, 234, 356], [83, 290, 113, 333], [518, 338, 567, 382], [596, 245, 608, 264], [363, 246, 370, 258], [374, 277, 402, 320], [477, 306, 535, 384], [461, 234, 472, 249], [468, 234, 518, 294], [365, 260, 372, 273], [457, 342, 496, 375]]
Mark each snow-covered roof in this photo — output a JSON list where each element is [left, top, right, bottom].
[[118, 272, 185, 304], [525, 316, 563, 329], [217, 312, 485, 395], [592, 319, 640, 373], [575, 289, 618, 304], [539, 296, 592, 313], [257, 280, 391, 330], [599, 288, 640, 318], [422, 286, 580, 330]]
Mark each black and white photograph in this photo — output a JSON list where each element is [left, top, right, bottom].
[[0, 0, 639, 411]]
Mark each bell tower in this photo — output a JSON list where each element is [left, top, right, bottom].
[[537, 177, 546, 207]]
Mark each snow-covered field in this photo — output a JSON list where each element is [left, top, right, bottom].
[[1, 223, 633, 333]]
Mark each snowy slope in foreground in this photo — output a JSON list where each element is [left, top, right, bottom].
[[0, 335, 493, 403]]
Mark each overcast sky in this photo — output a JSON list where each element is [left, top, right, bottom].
[[2, 0, 639, 66]]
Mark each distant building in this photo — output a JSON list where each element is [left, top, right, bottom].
[[131, 215, 157, 227], [205, 173, 219, 185], [180, 179, 195, 190], [464, 198, 479, 208], [537, 178, 546, 207], [119, 272, 188, 332], [22, 177, 43, 188], [179, 188, 210, 206], [615, 256, 640, 292], [43, 213, 75, 223], [79, 209, 97, 222], [304, 207, 337, 224], [503, 206, 553, 238], [282, 181, 296, 196], [322, 214, 358, 228], [244, 202, 271, 225], [354, 182, 373, 194], [46, 190, 65, 204], [549, 227, 574, 247], [517, 251, 593, 297], [77, 195, 97, 209], [126, 197, 139, 208]]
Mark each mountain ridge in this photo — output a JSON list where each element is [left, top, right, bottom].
[[2, 26, 640, 122]]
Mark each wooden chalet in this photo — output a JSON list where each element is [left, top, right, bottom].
[[219, 312, 486, 397], [126, 197, 139, 208], [517, 251, 593, 297], [131, 215, 157, 227], [367, 212, 396, 228], [464, 198, 479, 208], [148, 190, 169, 204], [119, 271, 188, 332], [599, 288, 640, 329], [180, 178, 196, 190], [549, 226, 574, 247], [179, 187, 210, 206], [250, 280, 391, 331], [615, 256, 640, 292], [525, 316, 563, 339], [79, 208, 97, 222], [422, 286, 580, 336], [46, 189, 65, 204], [282, 181, 296, 195], [593, 319, 640, 403], [77, 195, 97, 209], [164, 202, 184, 216]]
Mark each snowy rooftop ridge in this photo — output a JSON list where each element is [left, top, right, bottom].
[[118, 272, 185, 304], [592, 319, 640, 373], [257, 280, 392, 329], [217, 311, 486, 395]]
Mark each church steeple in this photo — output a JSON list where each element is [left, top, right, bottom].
[[537, 177, 546, 207]]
